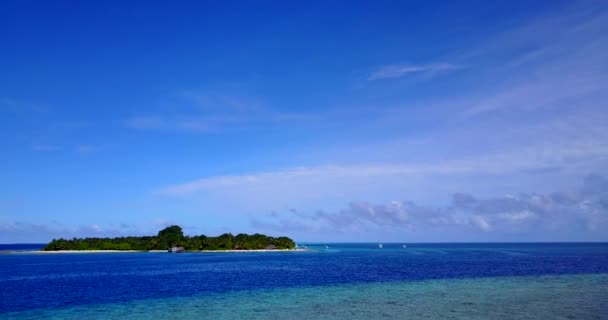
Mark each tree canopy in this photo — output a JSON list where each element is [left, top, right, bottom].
[[42, 225, 295, 251], [157, 225, 184, 247]]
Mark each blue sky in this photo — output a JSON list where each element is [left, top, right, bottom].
[[1, 0, 607, 243]]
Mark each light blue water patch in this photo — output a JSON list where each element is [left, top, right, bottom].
[[3, 273, 607, 320]]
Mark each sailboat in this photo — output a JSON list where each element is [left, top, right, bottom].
[[378, 243, 383, 249]]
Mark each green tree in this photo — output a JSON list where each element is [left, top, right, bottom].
[[157, 225, 184, 248], [42, 225, 295, 251]]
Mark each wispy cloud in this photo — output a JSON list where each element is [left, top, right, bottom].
[[0, 218, 225, 243], [32, 144, 61, 152], [159, 134, 608, 198], [368, 63, 460, 80], [126, 116, 166, 130], [459, 5, 608, 116], [0, 219, 187, 243], [0, 97, 48, 114], [0, 221, 131, 243], [31, 143, 100, 154], [152, 5, 608, 230], [126, 91, 312, 133], [76, 144, 99, 154]]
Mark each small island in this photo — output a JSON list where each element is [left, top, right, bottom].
[[43, 225, 295, 252]]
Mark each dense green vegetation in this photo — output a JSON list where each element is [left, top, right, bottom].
[[43, 225, 295, 251]]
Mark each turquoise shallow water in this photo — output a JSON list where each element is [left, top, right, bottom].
[[3, 273, 607, 319]]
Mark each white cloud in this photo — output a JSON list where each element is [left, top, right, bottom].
[[470, 216, 492, 232], [252, 175, 608, 241], [159, 133, 608, 198], [368, 63, 460, 80]]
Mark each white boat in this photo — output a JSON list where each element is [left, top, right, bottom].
[[403, 245, 407, 248], [325, 245, 329, 249], [378, 244, 383, 249]]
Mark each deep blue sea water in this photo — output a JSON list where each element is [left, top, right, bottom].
[[1, 243, 608, 319]]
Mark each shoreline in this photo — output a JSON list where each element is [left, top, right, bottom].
[[10, 248, 306, 254]]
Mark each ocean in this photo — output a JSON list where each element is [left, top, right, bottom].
[[1, 243, 607, 319]]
